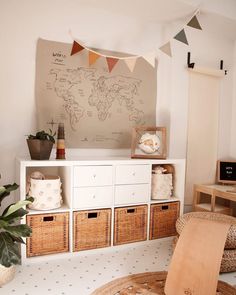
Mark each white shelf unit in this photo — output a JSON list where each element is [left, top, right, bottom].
[[16, 157, 186, 263]]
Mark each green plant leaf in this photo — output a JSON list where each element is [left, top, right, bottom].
[[0, 219, 8, 228], [10, 236, 25, 244], [3, 199, 33, 217], [27, 130, 55, 143], [3, 224, 32, 238], [2, 208, 29, 222], [0, 186, 6, 195], [0, 232, 21, 267], [3, 183, 19, 192], [0, 183, 19, 207]]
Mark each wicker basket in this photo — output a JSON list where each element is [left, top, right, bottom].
[[176, 212, 236, 249], [114, 205, 147, 245], [73, 209, 111, 251], [26, 212, 69, 257], [149, 202, 180, 239]]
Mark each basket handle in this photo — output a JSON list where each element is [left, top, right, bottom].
[[127, 208, 135, 213], [88, 212, 98, 219], [162, 205, 169, 210], [43, 216, 54, 222]]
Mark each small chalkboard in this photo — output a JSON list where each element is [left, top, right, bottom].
[[217, 161, 236, 184]]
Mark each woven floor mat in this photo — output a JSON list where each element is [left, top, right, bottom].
[[91, 272, 236, 295]]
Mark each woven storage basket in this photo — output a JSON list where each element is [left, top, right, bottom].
[[73, 209, 111, 251], [176, 212, 236, 249], [150, 202, 180, 239], [172, 236, 236, 273], [114, 205, 147, 245], [28, 175, 63, 210], [26, 212, 69, 257]]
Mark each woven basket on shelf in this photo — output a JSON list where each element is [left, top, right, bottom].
[[26, 212, 69, 257], [114, 205, 147, 245], [150, 202, 180, 239], [73, 209, 111, 251], [176, 212, 236, 249]]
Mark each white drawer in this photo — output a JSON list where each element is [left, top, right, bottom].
[[73, 186, 113, 209], [74, 166, 113, 187], [115, 165, 150, 184], [114, 184, 150, 205]]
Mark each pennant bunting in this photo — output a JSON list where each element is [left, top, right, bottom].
[[124, 58, 137, 72], [70, 41, 84, 56], [174, 29, 189, 45], [159, 42, 172, 57], [70, 11, 202, 65], [187, 15, 202, 30], [143, 52, 156, 67], [89, 51, 100, 66], [106, 57, 119, 72]]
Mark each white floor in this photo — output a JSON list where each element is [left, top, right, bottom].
[[1, 238, 236, 295]]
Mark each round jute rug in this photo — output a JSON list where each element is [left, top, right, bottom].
[[91, 271, 236, 295]]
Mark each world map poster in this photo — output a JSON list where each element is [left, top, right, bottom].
[[35, 38, 157, 148]]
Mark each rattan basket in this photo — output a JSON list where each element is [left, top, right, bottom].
[[176, 212, 236, 249], [73, 209, 111, 251], [26, 212, 69, 257], [114, 205, 147, 245], [150, 201, 180, 239]]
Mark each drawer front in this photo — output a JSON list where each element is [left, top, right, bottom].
[[114, 184, 150, 205], [115, 165, 150, 184], [74, 166, 113, 187], [73, 186, 113, 209]]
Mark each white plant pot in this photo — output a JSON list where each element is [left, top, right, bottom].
[[0, 264, 16, 286]]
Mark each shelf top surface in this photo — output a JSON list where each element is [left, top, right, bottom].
[[17, 156, 185, 166]]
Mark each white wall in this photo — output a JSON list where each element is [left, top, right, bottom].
[[0, 0, 235, 199], [230, 41, 236, 158]]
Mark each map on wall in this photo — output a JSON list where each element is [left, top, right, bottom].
[[35, 38, 157, 148]]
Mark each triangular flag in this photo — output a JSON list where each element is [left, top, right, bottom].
[[124, 58, 137, 72], [89, 51, 100, 66], [71, 41, 84, 56], [143, 52, 156, 67], [187, 15, 202, 30], [174, 29, 189, 45], [106, 57, 119, 72], [159, 42, 172, 57]]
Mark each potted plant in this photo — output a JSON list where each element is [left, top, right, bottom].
[[27, 130, 56, 160], [0, 183, 33, 286]]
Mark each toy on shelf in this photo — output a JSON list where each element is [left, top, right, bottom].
[[56, 123, 66, 160]]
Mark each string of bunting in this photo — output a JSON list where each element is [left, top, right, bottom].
[[70, 10, 202, 73]]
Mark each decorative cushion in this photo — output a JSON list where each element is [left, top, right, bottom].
[[176, 212, 236, 249]]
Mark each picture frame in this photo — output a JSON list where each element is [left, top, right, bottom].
[[131, 126, 167, 159]]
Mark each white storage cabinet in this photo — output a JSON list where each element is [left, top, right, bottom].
[[16, 157, 185, 263]]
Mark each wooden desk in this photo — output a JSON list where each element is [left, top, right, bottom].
[[193, 184, 236, 215]]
